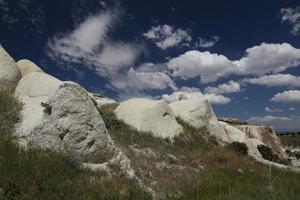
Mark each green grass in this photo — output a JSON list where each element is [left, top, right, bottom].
[[279, 134, 300, 147], [0, 90, 151, 200], [100, 104, 300, 200]]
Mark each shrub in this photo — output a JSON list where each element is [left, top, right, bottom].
[[41, 102, 52, 115], [257, 145, 279, 162], [228, 142, 248, 155]]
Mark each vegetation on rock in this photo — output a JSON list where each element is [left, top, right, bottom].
[[228, 142, 248, 155]]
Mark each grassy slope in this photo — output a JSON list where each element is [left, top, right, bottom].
[[0, 90, 151, 200], [279, 135, 300, 148], [100, 104, 300, 200], [0, 90, 299, 199]]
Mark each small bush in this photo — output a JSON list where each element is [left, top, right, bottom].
[[257, 145, 279, 162], [228, 142, 248, 155], [41, 102, 52, 115]]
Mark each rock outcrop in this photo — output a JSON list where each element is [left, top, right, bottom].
[[114, 98, 183, 138], [15, 72, 118, 158], [89, 93, 117, 108], [218, 121, 247, 143], [17, 59, 44, 77], [0, 45, 21, 90], [169, 99, 229, 143], [236, 125, 287, 159]]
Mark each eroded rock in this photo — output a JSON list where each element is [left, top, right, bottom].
[[0, 46, 21, 90], [115, 98, 183, 138], [17, 59, 44, 77]]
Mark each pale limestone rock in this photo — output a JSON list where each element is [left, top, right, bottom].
[[14, 72, 146, 186], [237, 125, 287, 159], [89, 93, 117, 108], [218, 121, 247, 143], [15, 73, 115, 157], [114, 98, 183, 138], [17, 59, 44, 77], [245, 138, 264, 161], [0, 46, 21, 90], [169, 99, 229, 143]]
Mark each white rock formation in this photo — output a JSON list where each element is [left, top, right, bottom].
[[89, 93, 117, 108], [218, 121, 247, 143], [15, 72, 117, 157], [169, 99, 229, 143], [17, 59, 44, 77], [0, 45, 21, 89], [115, 98, 183, 138], [236, 125, 287, 159], [14, 71, 152, 194]]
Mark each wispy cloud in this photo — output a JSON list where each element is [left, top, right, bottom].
[[195, 36, 220, 48], [46, 8, 141, 77], [281, 6, 300, 35], [143, 24, 191, 50]]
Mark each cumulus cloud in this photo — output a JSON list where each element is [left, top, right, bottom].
[[281, 6, 300, 35], [234, 43, 300, 76], [265, 107, 282, 113], [248, 115, 300, 131], [110, 67, 177, 98], [195, 36, 220, 48], [166, 43, 300, 83], [143, 24, 191, 50], [167, 50, 234, 83], [46, 8, 140, 77], [243, 74, 300, 87], [204, 81, 241, 94], [270, 90, 300, 104], [162, 87, 231, 105]]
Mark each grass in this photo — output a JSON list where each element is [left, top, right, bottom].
[[279, 134, 300, 147], [0, 90, 151, 200], [100, 104, 300, 200]]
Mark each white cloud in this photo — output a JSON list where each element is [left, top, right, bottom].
[[204, 81, 241, 94], [243, 74, 300, 87], [270, 90, 300, 104], [110, 68, 177, 98], [143, 24, 191, 50], [46, 9, 140, 77], [265, 107, 282, 113], [196, 36, 220, 48], [167, 50, 234, 83], [167, 43, 300, 83], [289, 107, 296, 111], [247, 115, 300, 131], [234, 43, 300, 76], [281, 6, 300, 35], [162, 87, 230, 105]]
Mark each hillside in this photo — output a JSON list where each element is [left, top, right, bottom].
[[0, 47, 300, 199]]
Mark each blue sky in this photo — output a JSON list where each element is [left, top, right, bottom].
[[1, 0, 300, 131]]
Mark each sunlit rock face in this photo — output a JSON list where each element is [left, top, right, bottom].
[[15, 72, 117, 158], [0, 46, 21, 90], [114, 98, 183, 139], [17, 59, 44, 77], [236, 125, 287, 159], [169, 99, 230, 144]]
